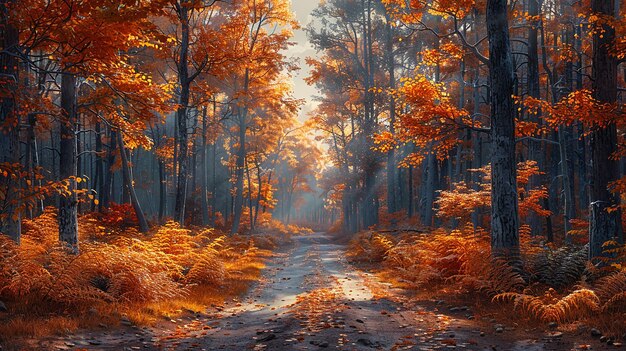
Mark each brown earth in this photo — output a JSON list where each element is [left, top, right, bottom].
[[23, 233, 620, 351]]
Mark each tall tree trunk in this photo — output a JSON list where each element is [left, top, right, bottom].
[[190, 110, 198, 210], [588, 0, 623, 259], [231, 70, 249, 235], [121, 147, 131, 204], [563, 15, 578, 221], [286, 177, 296, 225], [542, 34, 575, 240], [50, 129, 57, 181], [200, 106, 210, 226], [151, 125, 167, 222], [397, 166, 404, 212], [211, 140, 217, 226], [575, 22, 588, 208], [28, 113, 44, 215], [174, 2, 191, 226], [231, 117, 247, 234], [526, 0, 547, 237], [557, 7, 576, 242], [486, 0, 520, 261], [577, 122, 587, 212], [93, 122, 103, 212], [407, 164, 414, 218], [76, 113, 84, 214], [246, 159, 254, 232], [58, 73, 79, 253], [360, 0, 378, 229], [101, 127, 116, 211], [558, 128, 574, 239], [158, 158, 167, 222], [423, 56, 442, 228], [22, 55, 41, 218], [422, 152, 437, 227], [253, 160, 262, 227], [117, 132, 150, 233], [471, 66, 483, 229], [385, 16, 397, 214], [0, 0, 21, 242]]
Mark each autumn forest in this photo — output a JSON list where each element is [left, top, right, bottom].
[[1, 0, 626, 350]]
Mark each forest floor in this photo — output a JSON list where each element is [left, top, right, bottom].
[[25, 233, 615, 351]]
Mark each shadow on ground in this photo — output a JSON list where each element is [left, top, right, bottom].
[[32, 233, 610, 351]]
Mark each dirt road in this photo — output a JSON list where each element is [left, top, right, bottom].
[[38, 233, 609, 350]]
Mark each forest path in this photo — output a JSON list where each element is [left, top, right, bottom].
[[42, 233, 599, 351]]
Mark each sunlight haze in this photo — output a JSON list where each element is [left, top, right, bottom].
[[289, 0, 320, 122]]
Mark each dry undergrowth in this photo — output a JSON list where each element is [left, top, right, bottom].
[[347, 224, 626, 337], [0, 206, 294, 347]]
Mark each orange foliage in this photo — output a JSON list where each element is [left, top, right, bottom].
[[237, 211, 312, 239], [352, 224, 626, 330], [519, 90, 620, 129], [436, 161, 550, 224], [568, 219, 591, 245], [0, 208, 284, 335], [375, 75, 473, 163], [355, 225, 527, 295], [494, 288, 600, 323], [100, 203, 139, 228], [347, 232, 396, 263], [382, 0, 479, 23]]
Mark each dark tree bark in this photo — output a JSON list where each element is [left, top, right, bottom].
[[231, 116, 247, 234], [422, 152, 437, 227], [526, 0, 550, 238], [23, 57, 43, 218], [245, 159, 254, 232], [200, 105, 210, 226], [117, 132, 150, 233], [0, 0, 21, 242], [231, 70, 249, 235], [121, 147, 131, 204], [574, 22, 588, 208], [253, 159, 262, 227], [211, 139, 217, 226], [150, 124, 167, 222], [101, 127, 116, 211], [361, 0, 379, 229], [158, 158, 167, 222], [558, 127, 574, 238], [385, 15, 397, 214], [562, 10, 578, 225], [588, 0, 623, 259], [76, 114, 84, 213], [26, 113, 44, 216], [471, 66, 483, 229], [407, 164, 414, 218], [527, 0, 540, 106], [486, 0, 520, 261], [174, 0, 191, 226], [93, 122, 103, 212], [58, 73, 79, 253]]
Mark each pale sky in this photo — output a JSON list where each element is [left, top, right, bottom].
[[289, 0, 320, 121]]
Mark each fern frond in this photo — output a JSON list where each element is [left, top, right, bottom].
[[482, 259, 526, 294], [185, 246, 226, 285], [527, 245, 587, 288], [601, 292, 626, 313], [493, 292, 545, 319], [594, 271, 626, 302], [542, 289, 599, 322], [494, 288, 599, 322]]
